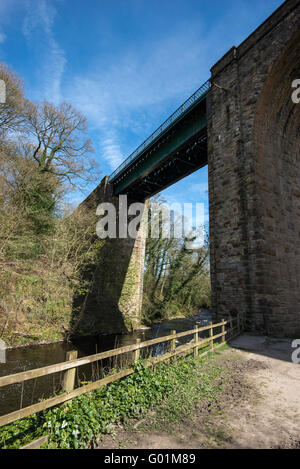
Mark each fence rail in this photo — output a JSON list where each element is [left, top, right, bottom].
[[0, 314, 244, 428]]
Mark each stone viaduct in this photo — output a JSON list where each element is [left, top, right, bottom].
[[76, 0, 300, 337]]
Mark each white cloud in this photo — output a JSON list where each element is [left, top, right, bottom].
[[7, 0, 280, 177], [99, 130, 124, 168], [189, 183, 209, 196], [63, 28, 211, 171], [22, 0, 66, 104]]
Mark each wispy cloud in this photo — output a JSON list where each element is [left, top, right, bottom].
[[99, 130, 124, 168], [1, 0, 281, 182], [0, 0, 16, 47], [22, 0, 66, 104], [189, 183, 209, 196], [64, 28, 211, 170], [60, 1, 282, 174], [63, 1, 267, 173]]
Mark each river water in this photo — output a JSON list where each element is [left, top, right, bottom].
[[0, 309, 211, 417]]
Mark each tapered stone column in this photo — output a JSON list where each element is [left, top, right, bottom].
[[73, 176, 148, 335]]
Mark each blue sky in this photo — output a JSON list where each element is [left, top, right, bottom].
[[0, 0, 283, 223]]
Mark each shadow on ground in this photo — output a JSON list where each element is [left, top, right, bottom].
[[230, 333, 297, 363]]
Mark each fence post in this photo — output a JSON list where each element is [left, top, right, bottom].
[[209, 322, 214, 350], [134, 338, 141, 362], [194, 325, 199, 357], [62, 350, 78, 393], [222, 319, 226, 344], [170, 330, 176, 353], [229, 315, 233, 338], [237, 314, 240, 333]]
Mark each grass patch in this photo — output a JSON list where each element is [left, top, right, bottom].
[[0, 347, 228, 449]]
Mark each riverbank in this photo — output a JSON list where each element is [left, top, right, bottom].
[[0, 344, 225, 449], [0, 310, 212, 417], [2, 308, 211, 350]]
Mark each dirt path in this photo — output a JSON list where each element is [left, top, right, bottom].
[[98, 334, 300, 449], [219, 335, 300, 448]]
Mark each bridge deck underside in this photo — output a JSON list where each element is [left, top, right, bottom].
[[113, 100, 208, 200]]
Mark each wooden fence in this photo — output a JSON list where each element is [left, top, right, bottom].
[[0, 314, 245, 429]]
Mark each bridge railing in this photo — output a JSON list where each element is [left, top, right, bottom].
[[109, 79, 211, 183], [0, 313, 244, 428]]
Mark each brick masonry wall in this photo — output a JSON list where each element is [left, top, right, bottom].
[[208, 0, 300, 336]]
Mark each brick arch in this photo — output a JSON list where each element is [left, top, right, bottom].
[[251, 30, 300, 335], [254, 29, 300, 159]]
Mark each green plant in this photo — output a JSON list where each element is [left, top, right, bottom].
[[0, 350, 226, 449]]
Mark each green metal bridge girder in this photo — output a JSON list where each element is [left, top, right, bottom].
[[109, 79, 210, 199], [114, 108, 207, 195]]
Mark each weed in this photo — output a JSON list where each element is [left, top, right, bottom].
[[0, 349, 227, 449]]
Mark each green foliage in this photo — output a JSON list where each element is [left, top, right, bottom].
[[0, 352, 225, 449], [0, 209, 102, 346], [19, 174, 58, 235], [5, 238, 43, 260], [143, 196, 211, 324], [0, 59, 102, 344]]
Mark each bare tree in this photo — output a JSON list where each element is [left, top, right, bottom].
[[0, 63, 26, 136], [23, 101, 99, 187]]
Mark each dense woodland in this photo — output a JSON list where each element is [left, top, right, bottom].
[[0, 62, 210, 346]]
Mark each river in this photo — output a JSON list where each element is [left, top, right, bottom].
[[0, 309, 211, 417]]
